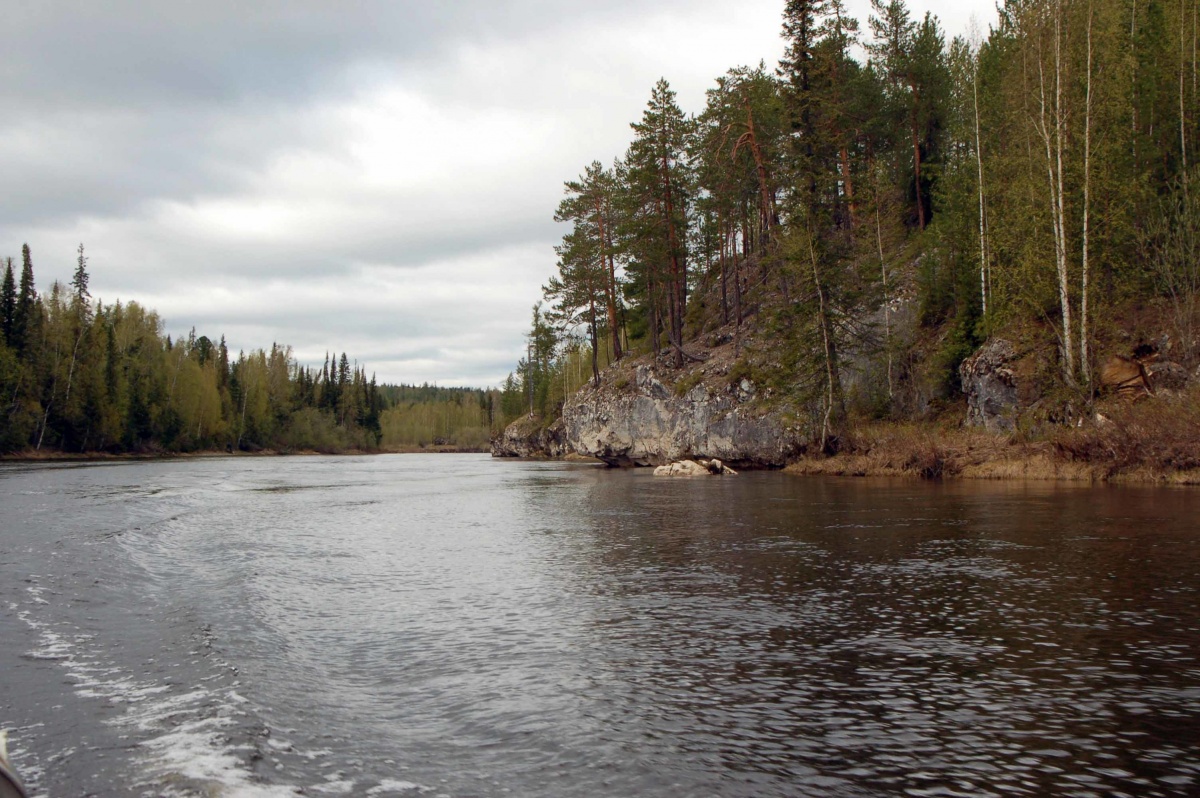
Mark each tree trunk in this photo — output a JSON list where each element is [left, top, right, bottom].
[[972, 52, 989, 321], [720, 214, 729, 324], [740, 99, 777, 247], [1081, 3, 1094, 387], [875, 169, 894, 400], [594, 193, 623, 361], [807, 234, 843, 452], [839, 145, 856, 229], [909, 82, 925, 230], [1182, 0, 1191, 185], [1035, 9, 1075, 385], [589, 296, 600, 387], [1052, 0, 1075, 383], [661, 149, 685, 368]]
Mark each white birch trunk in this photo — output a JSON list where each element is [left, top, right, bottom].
[[875, 168, 894, 399], [972, 46, 989, 320], [1034, 8, 1074, 384], [1182, 0, 1191, 183], [1081, 3, 1094, 386], [1053, 2, 1075, 383]]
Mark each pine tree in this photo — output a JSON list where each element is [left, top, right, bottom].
[[555, 161, 623, 361], [545, 225, 606, 386], [621, 78, 694, 366]]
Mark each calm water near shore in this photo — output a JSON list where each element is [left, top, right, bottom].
[[1, 454, 1198, 797]]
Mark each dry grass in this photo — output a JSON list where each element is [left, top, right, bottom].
[[785, 392, 1200, 484], [786, 421, 1101, 482], [1050, 389, 1200, 478]]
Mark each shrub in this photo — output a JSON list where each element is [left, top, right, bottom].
[[1052, 390, 1200, 474]]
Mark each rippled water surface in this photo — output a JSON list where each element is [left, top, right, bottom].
[[2, 454, 1199, 797]]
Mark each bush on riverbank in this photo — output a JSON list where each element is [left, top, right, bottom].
[[1051, 389, 1200, 478]]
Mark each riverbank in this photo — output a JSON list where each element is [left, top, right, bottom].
[[782, 409, 1200, 485], [0, 445, 488, 462]]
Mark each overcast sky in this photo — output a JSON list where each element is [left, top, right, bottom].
[[1, 0, 997, 387]]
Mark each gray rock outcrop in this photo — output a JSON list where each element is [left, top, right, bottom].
[[491, 416, 567, 458], [1148, 361, 1190, 391], [960, 339, 1020, 432], [563, 365, 801, 467]]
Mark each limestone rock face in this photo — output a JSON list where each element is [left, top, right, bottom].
[[960, 339, 1020, 432], [563, 365, 800, 468], [491, 416, 567, 458]]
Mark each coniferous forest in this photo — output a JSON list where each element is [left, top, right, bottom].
[[505, 0, 1200, 450]]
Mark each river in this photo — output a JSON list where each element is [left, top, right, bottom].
[[1, 454, 1198, 797]]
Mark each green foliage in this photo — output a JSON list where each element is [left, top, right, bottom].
[[380, 396, 490, 449]]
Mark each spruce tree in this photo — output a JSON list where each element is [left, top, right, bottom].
[[0, 258, 15, 346], [12, 244, 37, 356], [72, 243, 91, 305], [217, 336, 230, 389]]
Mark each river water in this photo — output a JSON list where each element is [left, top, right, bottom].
[[1, 454, 1198, 797]]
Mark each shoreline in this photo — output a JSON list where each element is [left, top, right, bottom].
[[780, 421, 1200, 485], [781, 453, 1200, 485], [9, 440, 1198, 486], [0, 445, 489, 463]]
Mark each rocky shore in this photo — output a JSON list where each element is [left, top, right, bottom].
[[492, 334, 1200, 484], [561, 364, 800, 468]]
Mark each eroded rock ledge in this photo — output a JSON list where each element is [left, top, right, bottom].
[[562, 365, 801, 468], [490, 415, 567, 458]]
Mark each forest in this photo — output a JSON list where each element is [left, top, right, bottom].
[[0, 246, 508, 454], [506, 0, 1200, 444]]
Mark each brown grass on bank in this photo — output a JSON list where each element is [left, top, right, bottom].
[[786, 389, 1200, 484], [785, 422, 1098, 482], [1051, 388, 1200, 480]]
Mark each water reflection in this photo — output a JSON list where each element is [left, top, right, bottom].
[[532, 473, 1200, 796]]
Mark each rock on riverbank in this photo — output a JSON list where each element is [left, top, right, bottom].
[[490, 416, 567, 458], [562, 364, 801, 468]]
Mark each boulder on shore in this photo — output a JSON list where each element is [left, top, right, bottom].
[[960, 339, 1020, 432], [653, 458, 738, 477]]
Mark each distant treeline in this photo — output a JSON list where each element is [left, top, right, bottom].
[[0, 245, 520, 454]]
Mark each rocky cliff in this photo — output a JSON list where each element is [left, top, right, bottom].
[[490, 415, 567, 458], [561, 364, 802, 468]]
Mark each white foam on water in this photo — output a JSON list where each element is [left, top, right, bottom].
[[17, 579, 439, 798], [18, 583, 302, 797], [311, 777, 357, 794], [366, 780, 429, 795]]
